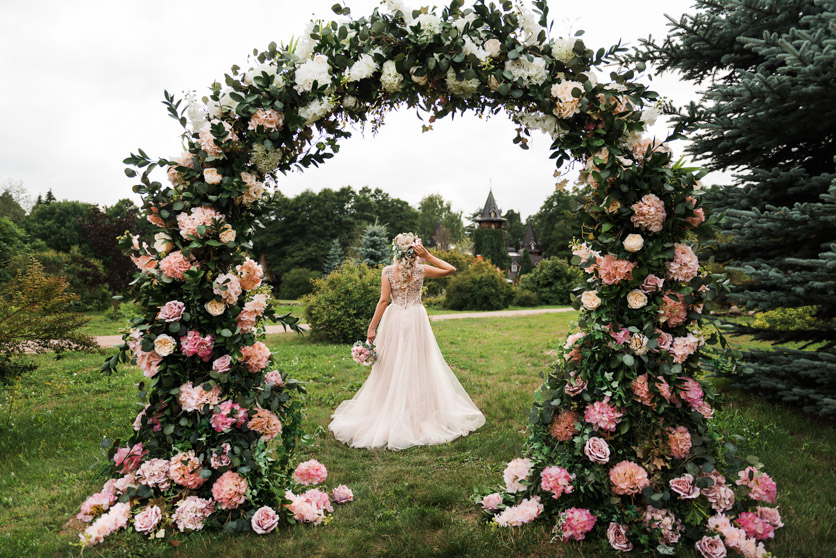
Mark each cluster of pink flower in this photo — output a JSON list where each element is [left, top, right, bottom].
[[540, 466, 575, 499], [79, 502, 132, 546], [630, 193, 667, 233], [704, 508, 782, 558], [212, 470, 248, 509], [736, 466, 778, 503], [558, 507, 597, 541], [503, 457, 534, 493], [240, 341, 271, 372], [480, 492, 503, 511], [236, 257, 264, 290], [159, 250, 196, 280], [549, 409, 580, 441], [173, 495, 214, 531], [198, 120, 238, 157], [584, 397, 623, 432], [702, 470, 736, 513], [492, 496, 544, 527], [113, 443, 147, 474], [596, 254, 637, 285], [667, 243, 700, 282], [562, 331, 586, 363], [180, 330, 215, 361], [667, 426, 693, 459], [293, 459, 329, 486], [166, 152, 194, 187], [133, 403, 163, 432], [210, 400, 248, 432], [685, 196, 706, 229], [631, 373, 655, 408], [643, 505, 683, 544], [213, 272, 243, 305], [672, 333, 702, 364], [176, 206, 225, 239], [607, 324, 632, 345], [237, 293, 269, 333], [127, 329, 163, 378], [609, 460, 651, 495], [137, 458, 170, 490], [248, 407, 283, 440], [285, 488, 333, 525], [659, 291, 689, 327], [178, 381, 222, 412], [249, 108, 284, 131], [678, 378, 714, 419]]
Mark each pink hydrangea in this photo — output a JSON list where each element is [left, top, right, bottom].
[[169, 450, 206, 489], [667, 243, 700, 282], [236, 309, 258, 333], [659, 291, 689, 327], [643, 506, 683, 545], [678, 378, 705, 410], [236, 257, 264, 291], [158, 300, 185, 322], [302, 488, 333, 513], [137, 458, 171, 490], [251, 506, 280, 534], [210, 400, 248, 432], [265, 370, 284, 386], [240, 341, 271, 372], [249, 108, 284, 131], [284, 488, 332, 525], [77, 491, 117, 522], [136, 349, 163, 378], [597, 254, 637, 285], [503, 457, 533, 493], [113, 443, 147, 474], [631, 374, 655, 408], [493, 497, 544, 527], [213, 272, 242, 305], [178, 381, 221, 412], [159, 251, 194, 280], [655, 376, 676, 404], [686, 196, 706, 228], [293, 459, 328, 486], [668, 426, 693, 459], [481, 492, 503, 511], [630, 194, 667, 233], [210, 443, 232, 469], [198, 120, 237, 157], [79, 501, 131, 546], [248, 408, 283, 440], [736, 512, 775, 541], [332, 485, 354, 504], [672, 334, 701, 363], [549, 409, 579, 442], [213, 354, 233, 373], [244, 293, 269, 315], [133, 505, 162, 534], [584, 397, 624, 432], [540, 466, 575, 499], [180, 330, 215, 361], [176, 206, 225, 239], [641, 273, 665, 293], [558, 507, 597, 541], [212, 470, 248, 510], [669, 473, 700, 499], [609, 461, 650, 496], [736, 467, 778, 504], [703, 480, 735, 513], [172, 495, 214, 531]]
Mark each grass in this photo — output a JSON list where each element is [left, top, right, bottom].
[[1, 313, 834, 557]]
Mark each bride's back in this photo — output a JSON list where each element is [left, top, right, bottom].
[[383, 264, 424, 307]]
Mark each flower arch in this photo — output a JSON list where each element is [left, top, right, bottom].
[[78, 0, 780, 553]]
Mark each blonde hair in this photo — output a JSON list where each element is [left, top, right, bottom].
[[392, 232, 419, 284]]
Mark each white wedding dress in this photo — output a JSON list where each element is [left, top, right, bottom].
[[329, 264, 486, 450]]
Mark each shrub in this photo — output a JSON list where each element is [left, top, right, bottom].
[[518, 257, 583, 305], [303, 260, 381, 343], [424, 249, 477, 297], [278, 267, 321, 300], [513, 288, 541, 307], [443, 260, 512, 311], [752, 306, 826, 331]]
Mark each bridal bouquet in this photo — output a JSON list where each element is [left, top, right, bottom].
[[351, 340, 377, 366], [391, 232, 422, 261]]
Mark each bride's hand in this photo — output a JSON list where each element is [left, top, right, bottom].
[[413, 243, 429, 258], [367, 327, 376, 344]]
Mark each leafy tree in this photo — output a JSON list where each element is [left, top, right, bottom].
[[518, 257, 583, 305], [43, 189, 56, 204], [351, 186, 419, 239], [24, 200, 94, 255], [0, 257, 96, 383], [278, 268, 321, 300], [11, 248, 111, 311], [416, 194, 464, 247], [0, 179, 33, 223], [82, 205, 139, 312], [323, 238, 344, 274], [637, 0, 836, 417], [0, 217, 28, 283], [473, 228, 510, 269], [424, 248, 477, 296], [519, 248, 534, 277], [358, 223, 391, 266], [503, 209, 526, 247], [529, 188, 586, 260]]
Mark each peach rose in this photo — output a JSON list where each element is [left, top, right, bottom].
[[484, 38, 501, 57], [153, 334, 176, 357], [203, 168, 222, 185], [205, 299, 226, 316], [581, 291, 601, 310], [627, 290, 648, 309], [623, 233, 644, 252]]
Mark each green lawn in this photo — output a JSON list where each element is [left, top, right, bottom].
[[1, 313, 834, 557]]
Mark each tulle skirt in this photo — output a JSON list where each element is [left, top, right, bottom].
[[329, 303, 486, 450]]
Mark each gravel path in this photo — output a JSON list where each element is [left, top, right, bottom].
[[92, 307, 574, 348]]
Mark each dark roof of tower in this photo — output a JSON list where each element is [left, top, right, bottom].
[[521, 221, 540, 251], [475, 190, 506, 223]]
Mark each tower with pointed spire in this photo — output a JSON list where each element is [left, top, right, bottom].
[[475, 189, 507, 230]]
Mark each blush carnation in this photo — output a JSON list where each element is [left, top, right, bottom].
[[584, 397, 624, 432], [667, 243, 700, 282], [540, 466, 575, 499], [159, 251, 194, 280], [668, 426, 693, 459], [630, 194, 667, 233], [251, 506, 280, 534], [549, 409, 580, 441], [240, 341, 271, 372], [559, 508, 597, 541], [293, 459, 328, 486], [503, 457, 533, 493], [493, 497, 544, 527], [212, 470, 248, 509], [609, 461, 650, 496]]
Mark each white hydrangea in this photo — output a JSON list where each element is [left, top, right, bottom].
[[641, 107, 660, 127], [385, 0, 414, 23], [513, 110, 566, 141], [504, 55, 548, 87], [206, 88, 239, 118], [411, 13, 442, 36], [552, 38, 577, 65], [445, 67, 480, 97], [452, 12, 476, 33], [185, 92, 206, 132], [518, 9, 545, 46], [346, 53, 380, 82], [295, 21, 317, 60], [381, 60, 404, 92], [294, 54, 331, 93], [244, 63, 284, 89], [299, 97, 336, 125], [462, 36, 489, 62]]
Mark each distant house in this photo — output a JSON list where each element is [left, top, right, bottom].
[[474, 190, 541, 280]]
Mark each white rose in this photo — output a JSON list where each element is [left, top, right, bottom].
[[630, 333, 649, 355], [218, 225, 236, 244], [623, 234, 644, 253], [205, 299, 226, 316], [153, 232, 173, 254], [343, 95, 358, 110], [627, 290, 648, 309], [581, 291, 601, 311], [604, 199, 621, 214], [484, 38, 501, 58], [153, 334, 176, 356], [409, 66, 427, 86], [203, 168, 222, 185]]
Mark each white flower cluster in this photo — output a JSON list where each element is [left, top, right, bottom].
[[641, 107, 660, 127], [381, 60, 404, 92], [445, 68, 480, 97], [504, 55, 548, 87], [346, 53, 380, 82], [207, 88, 239, 119], [462, 37, 489, 62], [185, 92, 206, 132], [385, 0, 414, 23], [513, 110, 566, 141], [411, 13, 442, 36], [295, 54, 331, 93], [299, 97, 336, 125], [518, 8, 545, 46], [295, 21, 317, 60], [552, 38, 577, 65], [244, 62, 284, 89], [451, 12, 476, 33]]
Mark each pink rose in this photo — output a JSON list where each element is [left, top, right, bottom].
[[584, 437, 611, 464], [158, 300, 185, 322], [756, 507, 783, 528], [695, 535, 727, 558], [251, 506, 280, 534], [133, 505, 161, 534], [265, 370, 284, 386], [607, 522, 633, 552], [213, 355, 233, 373], [481, 492, 503, 511], [640, 273, 665, 293], [669, 473, 700, 499]]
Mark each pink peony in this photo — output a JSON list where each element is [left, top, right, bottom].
[[236, 257, 264, 290], [481, 492, 503, 511], [180, 330, 215, 361], [210, 443, 232, 469], [172, 496, 214, 531], [672, 333, 701, 364], [549, 409, 579, 441], [503, 457, 533, 493], [212, 470, 248, 510], [133, 505, 162, 534], [213, 272, 242, 305], [584, 397, 624, 432], [670, 473, 700, 499], [668, 426, 693, 459], [240, 341, 271, 372], [659, 291, 689, 327], [584, 436, 611, 464], [540, 466, 575, 499], [332, 484, 354, 504], [559, 507, 597, 541], [302, 488, 333, 513], [609, 461, 650, 496], [631, 374, 655, 408], [493, 496, 543, 527], [169, 450, 206, 489], [736, 512, 775, 541], [113, 443, 147, 474], [596, 254, 637, 285], [607, 522, 633, 552], [695, 535, 727, 558], [137, 458, 170, 490], [641, 273, 665, 293], [159, 251, 194, 280], [210, 400, 248, 432], [284, 488, 332, 525], [248, 407, 283, 440], [251, 506, 280, 534], [213, 354, 233, 373], [265, 370, 284, 386], [77, 491, 116, 522], [667, 243, 700, 282], [736, 467, 777, 504], [249, 108, 284, 131], [631, 193, 667, 233], [293, 459, 328, 486], [158, 300, 185, 322]]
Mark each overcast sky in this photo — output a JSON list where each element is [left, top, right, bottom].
[[0, 0, 719, 221]]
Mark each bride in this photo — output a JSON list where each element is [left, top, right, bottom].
[[329, 233, 486, 450]]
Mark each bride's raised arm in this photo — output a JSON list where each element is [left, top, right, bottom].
[[413, 244, 456, 278]]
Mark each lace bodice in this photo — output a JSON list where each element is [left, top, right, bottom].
[[384, 264, 424, 307]]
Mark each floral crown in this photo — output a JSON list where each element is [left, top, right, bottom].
[[391, 232, 422, 261]]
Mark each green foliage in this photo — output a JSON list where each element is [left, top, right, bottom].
[[513, 288, 541, 307], [503, 209, 526, 247], [278, 267, 321, 300], [303, 260, 381, 343], [424, 248, 477, 297], [473, 228, 510, 270], [323, 238, 345, 274], [443, 260, 512, 311], [358, 223, 391, 266], [0, 179, 31, 223], [0, 217, 28, 283], [417, 194, 465, 248], [10, 248, 111, 311], [518, 248, 534, 277], [23, 200, 94, 255], [529, 188, 587, 259], [752, 306, 827, 332], [518, 257, 582, 305], [350, 186, 420, 239]]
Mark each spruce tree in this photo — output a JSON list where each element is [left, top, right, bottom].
[[323, 238, 344, 274], [358, 223, 391, 266], [637, 0, 836, 416], [519, 248, 534, 276]]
